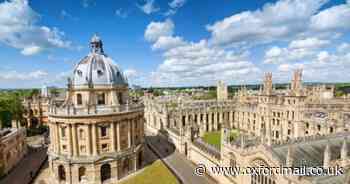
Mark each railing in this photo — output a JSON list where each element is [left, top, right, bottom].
[[49, 103, 144, 116]]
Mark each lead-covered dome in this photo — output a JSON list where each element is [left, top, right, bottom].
[[72, 34, 128, 87]]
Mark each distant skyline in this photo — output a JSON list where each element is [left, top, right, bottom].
[[0, 0, 350, 88]]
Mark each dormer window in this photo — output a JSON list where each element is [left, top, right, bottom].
[[97, 70, 103, 77], [77, 70, 83, 77]]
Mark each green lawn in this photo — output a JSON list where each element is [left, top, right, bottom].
[[202, 131, 221, 148], [202, 129, 240, 148], [119, 160, 179, 184]]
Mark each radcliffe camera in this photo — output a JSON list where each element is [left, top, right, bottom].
[[0, 0, 350, 184]]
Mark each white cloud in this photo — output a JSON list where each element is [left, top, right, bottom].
[[310, 2, 350, 31], [0, 0, 72, 55], [169, 0, 186, 9], [0, 70, 48, 81], [138, 0, 160, 15], [145, 20, 260, 86], [289, 37, 330, 49], [124, 69, 139, 79], [165, 0, 187, 16], [144, 19, 174, 42], [206, 0, 328, 46], [152, 36, 186, 50], [21, 45, 42, 55], [264, 37, 330, 64], [115, 9, 128, 18]]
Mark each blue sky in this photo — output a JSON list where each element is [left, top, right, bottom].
[[0, 0, 350, 88]]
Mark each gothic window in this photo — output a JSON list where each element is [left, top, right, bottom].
[[97, 93, 105, 105], [77, 93, 82, 105]]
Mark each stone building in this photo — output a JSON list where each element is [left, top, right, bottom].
[[145, 69, 350, 184], [22, 95, 50, 127], [47, 35, 145, 184], [0, 127, 27, 177]]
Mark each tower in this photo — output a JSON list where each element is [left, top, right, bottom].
[[291, 69, 303, 96], [217, 80, 228, 100], [263, 72, 273, 95], [48, 35, 144, 184]]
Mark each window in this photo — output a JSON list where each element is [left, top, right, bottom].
[[78, 167, 86, 182], [80, 145, 86, 153], [77, 94, 82, 105], [97, 70, 103, 77], [97, 93, 105, 105], [102, 144, 108, 152], [117, 92, 123, 104], [79, 129, 85, 139], [101, 126, 108, 137], [62, 145, 67, 151], [61, 127, 66, 137], [77, 70, 82, 77], [317, 125, 321, 131], [330, 127, 334, 133], [288, 129, 291, 135]]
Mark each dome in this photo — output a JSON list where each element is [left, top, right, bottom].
[[72, 35, 128, 87]]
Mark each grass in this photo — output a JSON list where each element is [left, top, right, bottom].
[[202, 129, 240, 148], [202, 131, 221, 148], [119, 160, 179, 184]]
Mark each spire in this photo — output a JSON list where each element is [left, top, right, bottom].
[[90, 33, 104, 54], [323, 142, 331, 168], [341, 138, 348, 166], [286, 146, 294, 167]]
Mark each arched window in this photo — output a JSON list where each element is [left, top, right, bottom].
[[78, 167, 86, 182], [77, 94, 82, 105], [330, 127, 334, 133], [58, 165, 66, 181], [101, 164, 111, 182], [97, 93, 105, 105]]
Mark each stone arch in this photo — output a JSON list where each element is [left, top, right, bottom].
[[100, 163, 111, 182], [58, 165, 66, 181], [249, 158, 276, 184], [78, 166, 86, 182]]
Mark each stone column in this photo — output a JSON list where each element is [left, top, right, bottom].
[[55, 124, 61, 154], [68, 124, 73, 156], [72, 124, 79, 156], [128, 120, 132, 148], [87, 124, 92, 155], [117, 122, 121, 151], [209, 113, 213, 131], [214, 112, 218, 131], [92, 124, 98, 156], [111, 122, 117, 152]]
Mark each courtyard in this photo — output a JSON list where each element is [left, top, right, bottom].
[[202, 129, 240, 148]]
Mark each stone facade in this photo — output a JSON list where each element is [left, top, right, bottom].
[[47, 35, 145, 184], [0, 128, 27, 177], [217, 80, 228, 101], [145, 70, 350, 184]]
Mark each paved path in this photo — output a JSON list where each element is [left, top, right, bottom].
[[146, 134, 217, 184], [0, 146, 48, 184]]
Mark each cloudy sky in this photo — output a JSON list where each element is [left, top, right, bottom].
[[0, 0, 350, 88]]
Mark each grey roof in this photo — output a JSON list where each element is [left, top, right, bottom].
[[72, 35, 127, 87], [272, 135, 348, 168]]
